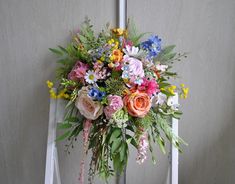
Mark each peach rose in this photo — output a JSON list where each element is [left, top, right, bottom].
[[75, 87, 103, 120], [123, 91, 151, 118]]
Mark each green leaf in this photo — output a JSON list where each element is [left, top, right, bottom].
[[161, 53, 177, 62], [156, 135, 166, 154], [65, 100, 74, 109], [58, 123, 72, 129], [109, 128, 121, 144], [58, 45, 68, 53], [56, 131, 70, 141], [65, 117, 79, 123], [127, 19, 149, 46], [130, 138, 138, 148], [111, 138, 122, 154], [113, 154, 121, 172], [69, 124, 83, 138], [162, 45, 176, 54], [120, 143, 126, 162], [49, 48, 63, 55]]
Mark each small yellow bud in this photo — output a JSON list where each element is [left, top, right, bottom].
[[46, 80, 53, 88], [63, 94, 70, 99], [100, 56, 105, 61]]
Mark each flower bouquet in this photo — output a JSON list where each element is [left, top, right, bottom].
[[47, 18, 189, 183]]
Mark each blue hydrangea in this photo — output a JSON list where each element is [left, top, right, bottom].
[[141, 35, 162, 59], [88, 88, 106, 101]]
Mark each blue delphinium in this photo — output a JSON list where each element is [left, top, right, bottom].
[[88, 87, 106, 101], [141, 35, 162, 59]]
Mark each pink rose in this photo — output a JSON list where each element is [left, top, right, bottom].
[[68, 61, 89, 81], [75, 87, 103, 120], [104, 95, 123, 119]]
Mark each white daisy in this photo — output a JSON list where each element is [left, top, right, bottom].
[[85, 70, 97, 84]]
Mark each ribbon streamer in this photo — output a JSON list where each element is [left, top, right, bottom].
[[79, 119, 92, 184]]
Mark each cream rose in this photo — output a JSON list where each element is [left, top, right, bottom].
[[75, 87, 103, 120]]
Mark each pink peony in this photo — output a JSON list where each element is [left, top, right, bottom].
[[104, 95, 123, 119], [68, 61, 89, 81], [138, 78, 159, 96], [123, 56, 144, 78]]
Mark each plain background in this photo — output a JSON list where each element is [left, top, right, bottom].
[[0, 0, 235, 184]]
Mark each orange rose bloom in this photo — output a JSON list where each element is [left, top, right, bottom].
[[112, 49, 123, 62], [123, 91, 151, 118]]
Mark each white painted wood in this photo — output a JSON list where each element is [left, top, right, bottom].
[[165, 93, 179, 184], [171, 94, 179, 184], [54, 147, 62, 184], [45, 88, 61, 184], [117, 1, 127, 184], [44, 88, 57, 184], [118, 0, 127, 29]]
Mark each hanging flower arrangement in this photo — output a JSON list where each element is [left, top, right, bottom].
[[47, 18, 189, 183]]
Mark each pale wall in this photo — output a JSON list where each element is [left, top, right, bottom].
[[0, 0, 235, 184]]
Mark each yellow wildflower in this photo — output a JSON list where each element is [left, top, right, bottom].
[[100, 56, 105, 61], [181, 87, 189, 99], [168, 85, 176, 95], [112, 28, 128, 37], [46, 80, 53, 89], [97, 60, 102, 64], [63, 94, 70, 99], [110, 49, 123, 62], [114, 41, 119, 49], [49, 89, 57, 99], [108, 39, 114, 45], [123, 78, 129, 83]]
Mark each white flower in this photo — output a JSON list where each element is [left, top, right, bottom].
[[167, 96, 180, 110], [151, 92, 167, 106], [85, 70, 97, 84], [157, 92, 167, 105], [156, 64, 168, 72], [123, 45, 140, 56]]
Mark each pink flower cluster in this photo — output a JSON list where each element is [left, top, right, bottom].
[[136, 132, 149, 164], [104, 95, 123, 119], [68, 61, 88, 81], [138, 78, 160, 96]]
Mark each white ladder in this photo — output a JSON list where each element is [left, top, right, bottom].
[[44, 88, 178, 184]]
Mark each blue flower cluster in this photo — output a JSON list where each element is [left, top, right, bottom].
[[141, 35, 162, 59], [88, 87, 106, 101]]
